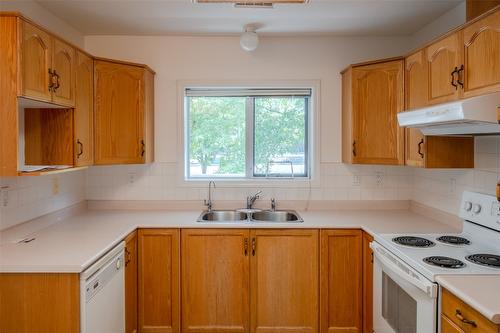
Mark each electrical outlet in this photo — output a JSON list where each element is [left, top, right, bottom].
[[1, 186, 9, 207], [128, 173, 136, 184], [376, 172, 383, 187], [52, 178, 60, 195], [449, 178, 456, 194], [352, 175, 361, 186]]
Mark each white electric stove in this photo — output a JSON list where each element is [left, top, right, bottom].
[[371, 191, 500, 333]]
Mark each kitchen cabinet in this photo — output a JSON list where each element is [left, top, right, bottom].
[[405, 50, 474, 169], [94, 60, 155, 165], [461, 9, 500, 98], [466, 0, 500, 21], [320, 229, 363, 333], [125, 231, 138, 333], [20, 20, 76, 107], [0, 273, 80, 333], [426, 32, 462, 105], [441, 288, 500, 333], [74, 50, 94, 166], [251, 229, 318, 333], [342, 59, 404, 165], [138, 229, 180, 333], [362, 232, 374, 333], [181, 229, 250, 333]]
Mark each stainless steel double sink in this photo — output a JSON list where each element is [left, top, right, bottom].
[[197, 210, 304, 223]]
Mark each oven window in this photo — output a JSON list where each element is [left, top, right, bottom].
[[382, 272, 417, 333]]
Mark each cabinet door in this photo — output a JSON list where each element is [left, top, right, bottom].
[[320, 229, 362, 333], [181, 229, 250, 333], [20, 20, 52, 102], [441, 315, 465, 333], [74, 51, 94, 166], [52, 38, 75, 106], [125, 231, 138, 333], [138, 229, 180, 333], [250, 229, 318, 333], [462, 10, 500, 98], [352, 60, 404, 165], [94, 60, 145, 164], [426, 33, 462, 105], [362, 232, 374, 333]]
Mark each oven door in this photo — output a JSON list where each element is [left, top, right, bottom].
[[371, 242, 438, 333]]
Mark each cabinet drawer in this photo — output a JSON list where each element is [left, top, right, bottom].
[[442, 288, 498, 333]]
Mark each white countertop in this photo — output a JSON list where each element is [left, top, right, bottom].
[[436, 275, 500, 324], [0, 208, 459, 273]]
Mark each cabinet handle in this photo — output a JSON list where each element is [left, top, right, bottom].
[[244, 238, 249, 256], [457, 64, 464, 88], [77, 140, 84, 158], [52, 70, 60, 92], [352, 140, 356, 157], [141, 140, 145, 157], [417, 139, 424, 158], [451, 67, 458, 90], [251, 237, 256, 256], [125, 248, 131, 266], [455, 310, 477, 327], [48, 68, 54, 92]]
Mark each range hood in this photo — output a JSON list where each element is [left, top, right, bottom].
[[398, 92, 500, 136]]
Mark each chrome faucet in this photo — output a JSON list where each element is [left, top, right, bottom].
[[246, 190, 262, 209], [271, 198, 276, 211], [204, 181, 216, 212]]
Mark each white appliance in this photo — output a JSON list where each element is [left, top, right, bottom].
[[397, 92, 500, 135], [80, 242, 125, 333], [371, 191, 500, 333]]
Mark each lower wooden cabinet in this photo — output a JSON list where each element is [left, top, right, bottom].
[[251, 229, 319, 333], [181, 229, 250, 333], [125, 230, 138, 333], [320, 229, 363, 333], [362, 232, 374, 333], [138, 229, 180, 333]]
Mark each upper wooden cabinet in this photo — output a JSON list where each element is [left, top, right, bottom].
[[94, 60, 155, 165], [405, 50, 428, 110], [181, 229, 250, 333], [426, 32, 463, 105], [342, 59, 405, 165], [19, 20, 76, 107], [138, 229, 180, 333], [74, 51, 94, 166], [462, 9, 500, 98], [251, 229, 319, 333], [320, 229, 363, 333]]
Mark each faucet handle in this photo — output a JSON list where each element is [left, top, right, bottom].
[[271, 198, 276, 211]]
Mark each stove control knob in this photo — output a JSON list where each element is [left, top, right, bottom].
[[472, 204, 482, 214], [463, 201, 473, 211]]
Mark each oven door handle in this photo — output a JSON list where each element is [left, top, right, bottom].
[[371, 242, 438, 298]]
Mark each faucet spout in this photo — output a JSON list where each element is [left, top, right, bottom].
[[246, 190, 262, 209], [204, 181, 216, 212]]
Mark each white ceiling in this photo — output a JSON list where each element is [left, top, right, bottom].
[[34, 0, 464, 36]]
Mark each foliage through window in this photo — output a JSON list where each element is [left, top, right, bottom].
[[185, 88, 310, 179]]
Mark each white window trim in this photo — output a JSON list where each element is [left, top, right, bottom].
[[176, 80, 322, 188]]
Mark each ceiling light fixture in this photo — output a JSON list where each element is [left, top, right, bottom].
[[240, 26, 259, 52]]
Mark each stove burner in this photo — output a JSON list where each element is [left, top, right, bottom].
[[466, 254, 500, 269], [392, 236, 435, 248], [423, 256, 465, 269], [436, 235, 470, 246]]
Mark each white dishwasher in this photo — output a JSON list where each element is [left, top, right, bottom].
[[80, 241, 125, 333]]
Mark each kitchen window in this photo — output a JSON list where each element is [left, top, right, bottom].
[[184, 88, 311, 179]]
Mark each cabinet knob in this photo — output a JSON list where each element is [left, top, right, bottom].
[[141, 140, 145, 157], [417, 139, 424, 158], [77, 140, 84, 158], [455, 309, 477, 327], [352, 140, 356, 157]]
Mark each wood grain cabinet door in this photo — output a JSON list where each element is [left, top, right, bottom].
[[74, 51, 94, 166], [250, 229, 319, 333], [426, 32, 462, 105], [320, 229, 363, 333], [125, 231, 138, 333], [19, 20, 52, 102], [362, 232, 374, 333], [405, 50, 428, 168], [181, 229, 250, 333], [462, 9, 500, 98], [138, 229, 180, 333], [52, 38, 76, 107], [94, 60, 145, 165], [351, 60, 404, 165]]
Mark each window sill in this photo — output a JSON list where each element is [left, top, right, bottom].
[[178, 177, 320, 188]]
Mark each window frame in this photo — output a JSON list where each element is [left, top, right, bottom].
[[177, 80, 321, 188]]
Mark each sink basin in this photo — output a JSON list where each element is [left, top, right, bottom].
[[251, 210, 303, 223], [198, 210, 248, 222]]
